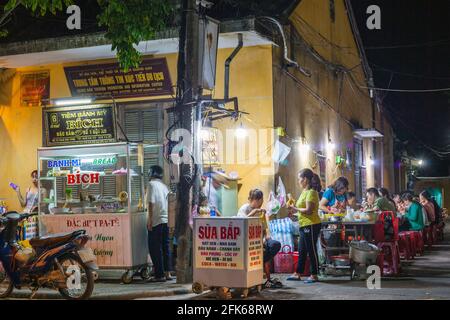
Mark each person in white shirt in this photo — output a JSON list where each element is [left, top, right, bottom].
[[202, 173, 224, 211], [146, 165, 171, 282], [237, 189, 282, 288]]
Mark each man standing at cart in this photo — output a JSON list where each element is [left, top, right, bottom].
[[146, 165, 172, 282]]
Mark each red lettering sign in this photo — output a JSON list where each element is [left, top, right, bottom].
[[67, 171, 100, 185]]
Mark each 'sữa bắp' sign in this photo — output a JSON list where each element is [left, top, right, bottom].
[[63, 58, 173, 99], [43, 104, 117, 147]]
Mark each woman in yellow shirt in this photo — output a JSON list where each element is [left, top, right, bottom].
[[287, 169, 322, 283]]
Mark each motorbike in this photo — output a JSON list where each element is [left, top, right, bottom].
[[0, 211, 98, 300]]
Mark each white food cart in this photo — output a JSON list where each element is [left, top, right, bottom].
[[37, 142, 153, 283], [192, 217, 264, 299]]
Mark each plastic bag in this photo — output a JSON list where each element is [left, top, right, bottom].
[[272, 140, 291, 164], [276, 176, 287, 207], [267, 191, 281, 216]]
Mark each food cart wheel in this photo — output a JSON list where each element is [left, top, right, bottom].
[[121, 270, 134, 284], [192, 282, 204, 294], [92, 271, 99, 281], [216, 287, 232, 300], [239, 288, 249, 298], [256, 285, 262, 293], [140, 266, 151, 281]]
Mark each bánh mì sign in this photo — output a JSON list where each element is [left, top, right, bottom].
[[64, 58, 173, 99], [43, 104, 117, 147]]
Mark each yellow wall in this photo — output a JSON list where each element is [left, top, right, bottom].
[[272, 0, 394, 206], [0, 45, 274, 211], [211, 45, 274, 207]]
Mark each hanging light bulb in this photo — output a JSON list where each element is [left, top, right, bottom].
[[235, 123, 247, 139]]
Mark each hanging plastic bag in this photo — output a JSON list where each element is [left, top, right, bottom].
[[272, 140, 291, 164], [276, 176, 287, 208], [267, 191, 281, 216]]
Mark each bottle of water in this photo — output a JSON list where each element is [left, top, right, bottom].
[[210, 207, 216, 217]]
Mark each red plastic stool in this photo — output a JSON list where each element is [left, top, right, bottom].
[[423, 226, 431, 249], [377, 241, 401, 276], [413, 231, 425, 256], [398, 232, 413, 260], [404, 231, 417, 256]]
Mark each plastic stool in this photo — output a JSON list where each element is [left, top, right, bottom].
[[413, 231, 424, 256], [377, 241, 400, 276], [404, 231, 417, 257], [398, 232, 413, 260]]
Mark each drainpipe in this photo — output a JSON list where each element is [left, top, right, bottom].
[[224, 33, 243, 100]]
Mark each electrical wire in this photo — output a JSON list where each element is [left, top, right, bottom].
[[359, 85, 450, 93], [370, 63, 450, 81], [365, 38, 450, 50]]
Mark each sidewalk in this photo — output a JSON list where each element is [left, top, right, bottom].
[[9, 270, 192, 300]]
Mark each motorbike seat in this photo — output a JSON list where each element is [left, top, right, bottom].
[[29, 231, 81, 248]]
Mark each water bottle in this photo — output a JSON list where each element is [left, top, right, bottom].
[[210, 207, 216, 217]]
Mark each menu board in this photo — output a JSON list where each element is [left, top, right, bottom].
[[64, 58, 173, 99], [195, 218, 245, 270], [43, 104, 117, 147], [247, 218, 263, 271]]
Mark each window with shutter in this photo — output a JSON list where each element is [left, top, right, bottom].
[[124, 104, 167, 202]]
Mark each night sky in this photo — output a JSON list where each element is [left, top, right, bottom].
[[351, 0, 450, 177]]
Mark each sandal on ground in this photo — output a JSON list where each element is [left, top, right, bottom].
[[148, 277, 167, 283], [264, 279, 283, 289]]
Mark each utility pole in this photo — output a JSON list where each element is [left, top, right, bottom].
[[174, 0, 201, 284]]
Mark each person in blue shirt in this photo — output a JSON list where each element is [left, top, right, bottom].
[[319, 177, 349, 214]]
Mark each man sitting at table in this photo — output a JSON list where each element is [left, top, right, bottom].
[[365, 188, 396, 213]]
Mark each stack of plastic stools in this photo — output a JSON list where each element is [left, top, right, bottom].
[[398, 232, 413, 260], [377, 241, 401, 276], [375, 211, 401, 276], [405, 231, 417, 256]]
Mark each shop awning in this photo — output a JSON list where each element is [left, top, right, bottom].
[[353, 128, 384, 139]]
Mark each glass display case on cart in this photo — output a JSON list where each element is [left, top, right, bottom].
[[37, 142, 158, 282]]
